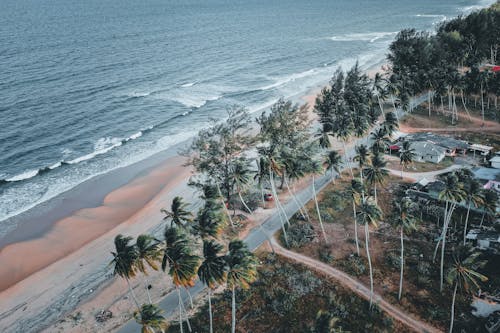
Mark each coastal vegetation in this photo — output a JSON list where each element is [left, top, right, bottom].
[[101, 3, 500, 333]]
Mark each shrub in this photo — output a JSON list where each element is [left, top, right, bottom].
[[318, 246, 335, 263], [385, 251, 400, 270], [342, 255, 366, 276], [283, 220, 316, 248]]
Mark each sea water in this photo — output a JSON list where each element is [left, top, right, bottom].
[[0, 0, 495, 233]]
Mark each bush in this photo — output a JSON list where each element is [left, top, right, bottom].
[[342, 255, 366, 276], [385, 251, 400, 270], [283, 220, 316, 248], [318, 246, 335, 263]]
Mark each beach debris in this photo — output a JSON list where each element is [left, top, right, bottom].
[[95, 310, 113, 323]]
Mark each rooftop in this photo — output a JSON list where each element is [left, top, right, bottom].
[[404, 132, 469, 150], [472, 167, 500, 181]]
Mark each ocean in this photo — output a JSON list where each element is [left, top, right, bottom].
[[0, 0, 495, 235]]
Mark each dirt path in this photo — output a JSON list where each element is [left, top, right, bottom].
[[271, 237, 443, 333], [385, 165, 463, 182]]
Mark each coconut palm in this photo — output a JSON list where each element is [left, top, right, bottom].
[[370, 128, 390, 154], [324, 150, 342, 183], [437, 173, 466, 292], [354, 144, 370, 183], [161, 197, 193, 228], [447, 248, 488, 333], [373, 72, 387, 116], [134, 303, 168, 333], [312, 161, 328, 243], [337, 124, 354, 177], [192, 200, 225, 240], [399, 141, 415, 178], [198, 240, 227, 333], [230, 159, 253, 214], [382, 112, 399, 138], [349, 179, 364, 255], [357, 198, 382, 306], [161, 227, 199, 333], [254, 157, 270, 207], [392, 197, 418, 300], [135, 235, 162, 304], [462, 179, 484, 245], [110, 234, 140, 309], [479, 189, 498, 227], [225, 240, 258, 333], [364, 152, 388, 203]]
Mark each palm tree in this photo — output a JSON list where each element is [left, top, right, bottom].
[[161, 197, 193, 228], [370, 128, 390, 154], [383, 112, 399, 138], [161, 227, 200, 333], [324, 150, 342, 183], [399, 141, 415, 178], [230, 159, 253, 214], [135, 235, 162, 304], [254, 157, 270, 207], [373, 72, 387, 116], [225, 240, 258, 333], [392, 198, 418, 300], [337, 125, 354, 177], [349, 179, 364, 255], [462, 179, 484, 245], [364, 152, 388, 204], [479, 189, 498, 227], [354, 144, 370, 183], [134, 303, 168, 333], [198, 240, 227, 333], [437, 173, 466, 292], [356, 198, 382, 306], [447, 248, 488, 333], [192, 200, 225, 240], [110, 234, 140, 309]]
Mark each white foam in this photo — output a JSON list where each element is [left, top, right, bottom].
[[181, 82, 196, 88], [5, 169, 39, 182], [260, 69, 317, 91], [49, 162, 62, 170], [67, 137, 123, 164], [127, 131, 143, 141], [329, 32, 397, 43]]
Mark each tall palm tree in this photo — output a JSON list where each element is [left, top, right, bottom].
[[354, 144, 370, 183], [447, 248, 488, 333], [110, 234, 140, 309], [337, 125, 354, 177], [382, 112, 399, 138], [254, 157, 270, 207], [373, 72, 387, 116], [192, 200, 225, 240], [134, 303, 168, 333], [161, 227, 200, 333], [364, 152, 388, 204], [462, 179, 484, 245], [161, 197, 193, 228], [370, 128, 390, 154], [324, 150, 342, 183], [399, 141, 415, 178], [230, 159, 253, 214], [225, 240, 258, 333], [437, 173, 466, 292], [349, 179, 364, 255], [135, 235, 162, 304], [356, 198, 382, 306], [198, 240, 227, 333], [479, 189, 498, 227], [392, 197, 418, 300]]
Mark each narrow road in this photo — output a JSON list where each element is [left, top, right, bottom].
[[271, 237, 443, 333], [385, 164, 464, 182]]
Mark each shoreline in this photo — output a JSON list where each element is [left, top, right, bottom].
[[0, 61, 386, 332]]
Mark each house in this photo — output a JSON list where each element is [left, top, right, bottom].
[[466, 229, 500, 251], [411, 141, 446, 163], [472, 167, 500, 183], [470, 143, 494, 157], [490, 155, 500, 169], [402, 132, 469, 156], [484, 180, 500, 193]]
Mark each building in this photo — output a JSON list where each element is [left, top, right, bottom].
[[489, 155, 500, 169], [484, 180, 500, 193], [411, 141, 446, 163], [402, 132, 469, 156], [472, 167, 500, 183], [466, 229, 500, 251]]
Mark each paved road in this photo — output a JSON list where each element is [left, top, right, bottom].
[[385, 164, 464, 182], [271, 237, 443, 333], [118, 94, 431, 332]]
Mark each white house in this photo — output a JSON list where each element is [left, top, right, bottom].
[[411, 141, 446, 163], [490, 155, 500, 169]]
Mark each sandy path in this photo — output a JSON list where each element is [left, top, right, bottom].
[[271, 237, 443, 333]]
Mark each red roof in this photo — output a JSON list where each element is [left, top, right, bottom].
[[389, 145, 400, 150], [493, 66, 500, 72]]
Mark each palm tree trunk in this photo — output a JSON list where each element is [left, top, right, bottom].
[[270, 170, 289, 246], [180, 294, 192, 332], [463, 202, 471, 245], [428, 91, 432, 117], [178, 288, 184, 333], [377, 95, 384, 116], [312, 175, 327, 242], [352, 201, 360, 255], [126, 279, 140, 310], [449, 283, 458, 333], [365, 224, 374, 307], [238, 191, 252, 214], [399, 227, 404, 301], [481, 82, 485, 123], [185, 287, 194, 308], [259, 183, 265, 208], [208, 289, 214, 333], [342, 140, 353, 177], [374, 184, 378, 204], [391, 95, 400, 126], [145, 278, 152, 304], [217, 184, 234, 228], [231, 285, 236, 333], [284, 177, 308, 221]]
